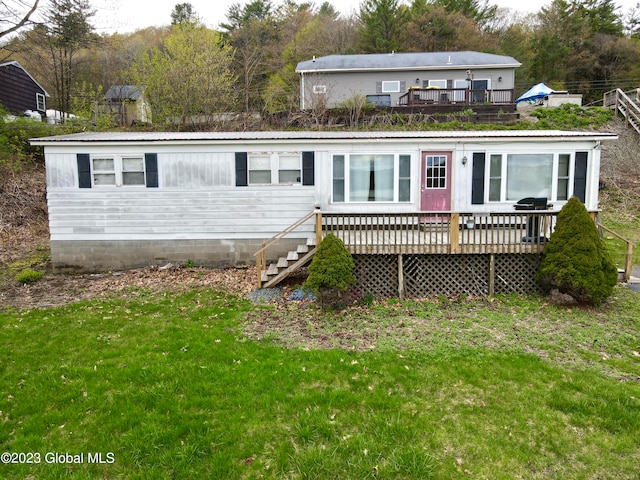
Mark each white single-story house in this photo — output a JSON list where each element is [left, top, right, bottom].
[[295, 51, 521, 109], [31, 130, 615, 275]]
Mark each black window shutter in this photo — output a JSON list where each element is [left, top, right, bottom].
[[145, 153, 158, 188], [471, 152, 485, 205], [302, 151, 315, 186], [235, 152, 248, 187], [77, 153, 91, 188], [574, 152, 588, 203]]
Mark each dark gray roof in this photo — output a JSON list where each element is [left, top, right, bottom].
[[296, 51, 521, 73], [0, 60, 50, 96], [105, 85, 144, 100]]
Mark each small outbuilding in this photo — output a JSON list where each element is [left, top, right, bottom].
[[102, 85, 151, 126]]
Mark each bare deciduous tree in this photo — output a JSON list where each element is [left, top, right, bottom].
[[0, 0, 40, 40]]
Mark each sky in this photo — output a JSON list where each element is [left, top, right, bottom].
[[90, 0, 640, 34]]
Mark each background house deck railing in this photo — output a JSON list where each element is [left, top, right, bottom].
[[321, 211, 558, 255], [398, 88, 515, 106]]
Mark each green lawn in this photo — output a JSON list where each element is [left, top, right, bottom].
[[1, 287, 639, 479]]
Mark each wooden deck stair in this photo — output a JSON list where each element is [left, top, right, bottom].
[[260, 238, 317, 288], [604, 88, 640, 136]]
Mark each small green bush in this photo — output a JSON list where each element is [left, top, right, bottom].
[[15, 268, 44, 284], [303, 234, 356, 309], [537, 197, 618, 305]]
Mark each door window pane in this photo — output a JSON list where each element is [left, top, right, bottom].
[[425, 155, 446, 189]]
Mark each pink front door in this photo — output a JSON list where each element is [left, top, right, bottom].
[[420, 151, 452, 211]]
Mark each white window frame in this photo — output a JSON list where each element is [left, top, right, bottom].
[[331, 153, 412, 203], [381, 81, 401, 93], [90, 154, 147, 187], [248, 152, 302, 186], [428, 79, 447, 89], [36, 92, 46, 111], [485, 152, 575, 203]]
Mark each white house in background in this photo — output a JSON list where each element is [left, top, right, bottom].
[[31, 130, 615, 273]]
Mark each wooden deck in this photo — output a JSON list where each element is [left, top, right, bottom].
[[321, 212, 556, 255], [397, 87, 515, 107]]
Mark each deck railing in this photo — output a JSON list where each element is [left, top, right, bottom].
[[321, 211, 558, 255], [398, 88, 515, 107]]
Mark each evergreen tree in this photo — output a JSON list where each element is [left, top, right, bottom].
[[358, 0, 407, 53], [537, 197, 618, 306], [304, 234, 356, 309]]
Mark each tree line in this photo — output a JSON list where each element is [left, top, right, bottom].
[[2, 0, 640, 129]]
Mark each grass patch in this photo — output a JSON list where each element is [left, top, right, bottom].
[[1, 288, 639, 479]]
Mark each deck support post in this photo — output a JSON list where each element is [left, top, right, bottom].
[[625, 243, 633, 282], [488, 253, 495, 295], [315, 207, 323, 249], [257, 242, 266, 288], [450, 213, 460, 253], [398, 254, 405, 299]]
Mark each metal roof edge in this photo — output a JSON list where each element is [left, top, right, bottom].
[[296, 63, 522, 74], [29, 130, 618, 146]]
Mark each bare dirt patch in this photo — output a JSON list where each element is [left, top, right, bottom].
[[1, 265, 257, 310]]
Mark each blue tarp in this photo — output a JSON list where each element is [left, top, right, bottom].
[[515, 83, 558, 104]]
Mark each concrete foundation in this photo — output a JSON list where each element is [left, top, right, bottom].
[[50, 238, 305, 272]]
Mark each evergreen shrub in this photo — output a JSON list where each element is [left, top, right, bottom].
[[537, 197, 618, 305], [303, 234, 356, 309]]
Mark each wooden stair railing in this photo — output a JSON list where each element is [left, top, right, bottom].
[[254, 208, 321, 289], [603, 88, 640, 136], [598, 224, 635, 282]]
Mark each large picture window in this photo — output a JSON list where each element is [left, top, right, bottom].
[[486, 152, 576, 202], [506, 154, 553, 200], [332, 154, 411, 203]]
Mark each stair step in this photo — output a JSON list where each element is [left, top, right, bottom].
[[297, 244, 309, 254], [286, 251, 299, 261], [307, 237, 316, 247], [261, 271, 269, 282], [266, 264, 279, 275], [277, 257, 289, 268]]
